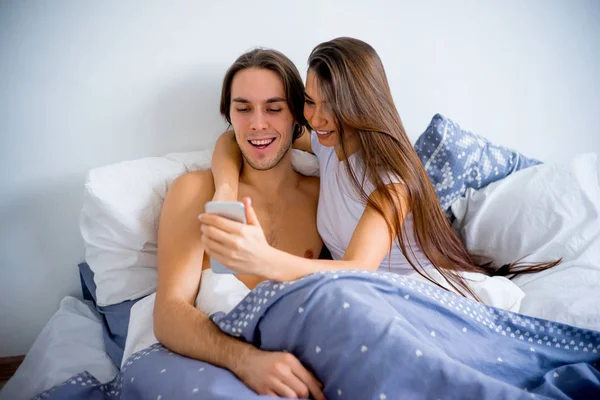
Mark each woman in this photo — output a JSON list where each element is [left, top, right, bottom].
[[201, 37, 558, 298]]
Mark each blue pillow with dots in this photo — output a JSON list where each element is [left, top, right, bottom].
[[414, 114, 542, 213]]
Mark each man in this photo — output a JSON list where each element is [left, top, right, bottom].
[[153, 49, 325, 400]]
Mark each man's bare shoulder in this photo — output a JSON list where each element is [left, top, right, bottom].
[[168, 170, 216, 203]]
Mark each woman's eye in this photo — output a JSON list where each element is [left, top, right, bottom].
[[304, 99, 314, 105], [268, 109, 282, 113], [236, 108, 249, 113]]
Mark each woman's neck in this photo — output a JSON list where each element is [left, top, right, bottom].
[[334, 130, 361, 161]]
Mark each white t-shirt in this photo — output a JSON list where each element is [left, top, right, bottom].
[[311, 132, 432, 275]]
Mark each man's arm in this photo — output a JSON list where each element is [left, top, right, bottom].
[[154, 171, 325, 399], [153, 170, 252, 369]]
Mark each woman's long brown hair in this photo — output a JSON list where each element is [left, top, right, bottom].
[[308, 37, 560, 298]]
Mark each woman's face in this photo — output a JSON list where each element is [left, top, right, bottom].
[[304, 69, 338, 148]]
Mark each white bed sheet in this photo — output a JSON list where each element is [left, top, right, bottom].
[[513, 260, 600, 332], [122, 269, 249, 367], [0, 296, 118, 400]]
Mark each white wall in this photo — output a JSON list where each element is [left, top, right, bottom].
[[1, 0, 598, 356]]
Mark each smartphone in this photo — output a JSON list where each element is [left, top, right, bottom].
[[203, 201, 246, 274]]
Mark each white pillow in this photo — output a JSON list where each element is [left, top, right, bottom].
[[451, 153, 600, 330], [195, 269, 250, 316], [80, 148, 319, 306], [408, 270, 525, 312]]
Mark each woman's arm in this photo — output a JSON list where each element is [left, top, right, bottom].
[[211, 130, 242, 201], [267, 183, 409, 281], [199, 183, 409, 281], [293, 127, 313, 153], [266, 204, 393, 280]]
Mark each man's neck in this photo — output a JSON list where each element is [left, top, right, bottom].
[[239, 150, 299, 197]]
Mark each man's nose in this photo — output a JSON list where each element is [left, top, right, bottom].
[[250, 110, 268, 131]]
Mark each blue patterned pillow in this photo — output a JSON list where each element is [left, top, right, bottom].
[[414, 114, 542, 213]]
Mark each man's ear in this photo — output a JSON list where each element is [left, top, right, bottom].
[[229, 125, 238, 144], [293, 123, 302, 138]]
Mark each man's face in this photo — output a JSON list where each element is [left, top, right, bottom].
[[229, 67, 295, 171]]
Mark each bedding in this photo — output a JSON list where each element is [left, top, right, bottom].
[[117, 287, 247, 372], [80, 150, 213, 307], [451, 154, 600, 331], [0, 297, 118, 400], [79, 262, 142, 367], [35, 272, 600, 399], [120, 267, 526, 369], [414, 113, 541, 213], [27, 114, 599, 399]]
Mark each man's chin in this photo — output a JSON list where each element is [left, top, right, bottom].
[[240, 142, 292, 172], [242, 155, 280, 171], [247, 162, 276, 171]]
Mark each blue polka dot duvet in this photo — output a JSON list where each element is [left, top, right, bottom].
[[36, 271, 600, 399]]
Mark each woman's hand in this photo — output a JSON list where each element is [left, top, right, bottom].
[[199, 197, 274, 277]]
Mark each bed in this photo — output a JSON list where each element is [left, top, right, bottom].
[[0, 297, 118, 400], [2, 114, 599, 399]]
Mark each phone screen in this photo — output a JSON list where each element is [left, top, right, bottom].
[[203, 201, 246, 274]]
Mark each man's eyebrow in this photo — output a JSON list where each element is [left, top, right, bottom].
[[232, 97, 286, 104], [265, 97, 286, 104]]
